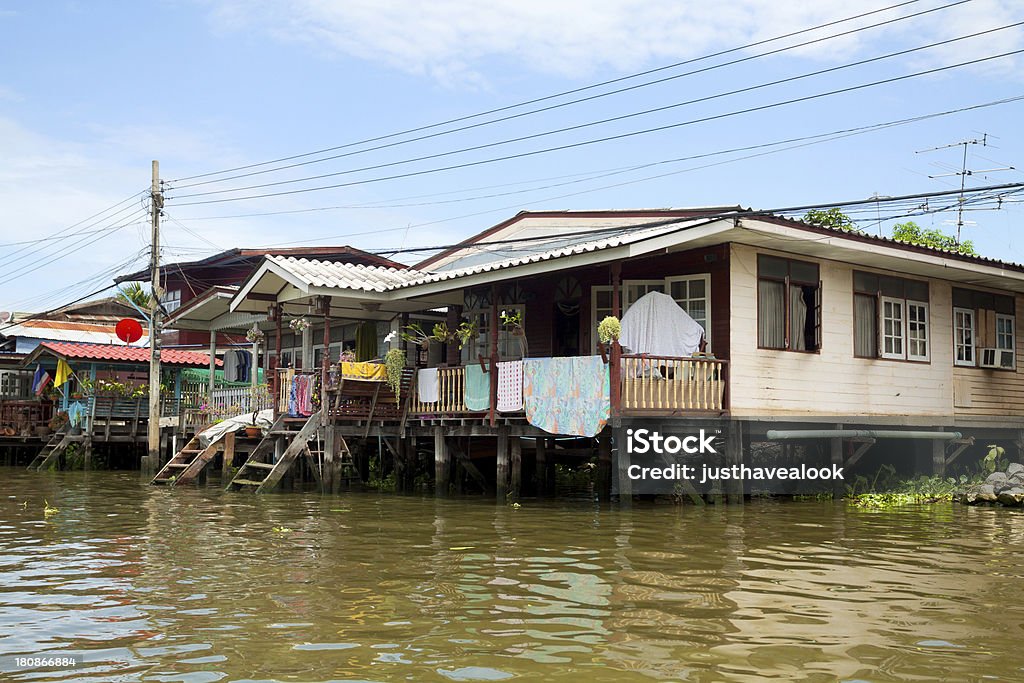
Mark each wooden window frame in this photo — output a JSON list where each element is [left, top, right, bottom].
[[953, 307, 975, 367], [906, 299, 930, 362], [756, 256, 821, 353]]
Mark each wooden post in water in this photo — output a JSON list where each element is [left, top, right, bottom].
[[435, 426, 450, 496], [535, 437, 547, 497], [615, 426, 632, 507], [510, 435, 522, 500], [496, 427, 509, 501], [727, 420, 744, 504], [221, 431, 235, 479], [323, 424, 338, 494], [597, 433, 612, 500]]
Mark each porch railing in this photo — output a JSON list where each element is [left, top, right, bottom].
[[620, 354, 726, 413], [404, 354, 728, 420], [409, 366, 475, 415]]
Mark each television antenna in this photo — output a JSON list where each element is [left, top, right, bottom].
[[915, 134, 1014, 243]]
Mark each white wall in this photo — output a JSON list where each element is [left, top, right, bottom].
[[728, 243, 955, 418]]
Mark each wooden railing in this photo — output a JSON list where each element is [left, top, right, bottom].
[[409, 366, 477, 415], [620, 355, 726, 413]]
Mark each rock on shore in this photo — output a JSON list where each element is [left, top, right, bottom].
[[958, 463, 1024, 506]]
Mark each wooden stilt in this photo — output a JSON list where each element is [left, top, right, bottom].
[[597, 435, 612, 500], [535, 437, 548, 497], [510, 435, 522, 500], [435, 427, 450, 496], [830, 434, 844, 500], [615, 426, 632, 507], [496, 427, 509, 501]]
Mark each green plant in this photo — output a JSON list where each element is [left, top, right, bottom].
[[598, 316, 621, 344], [400, 323, 432, 348], [455, 320, 478, 349], [500, 310, 523, 330], [983, 444, 1007, 474], [384, 348, 406, 399], [892, 220, 976, 255], [802, 207, 859, 232]]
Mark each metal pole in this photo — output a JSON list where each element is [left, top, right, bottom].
[[147, 160, 162, 471]]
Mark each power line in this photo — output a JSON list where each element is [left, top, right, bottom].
[[0, 211, 149, 287], [173, 22, 1018, 200], [167, 0, 929, 185], [169, 47, 1024, 207], [168, 0, 966, 190], [365, 182, 1024, 256], [170, 94, 1024, 225], [0, 189, 147, 267]]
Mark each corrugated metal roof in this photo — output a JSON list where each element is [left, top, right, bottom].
[[36, 342, 217, 367], [267, 257, 425, 291]]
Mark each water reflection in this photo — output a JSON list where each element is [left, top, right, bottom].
[[1, 470, 1023, 681]]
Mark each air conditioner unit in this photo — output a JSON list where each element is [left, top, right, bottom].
[[979, 347, 1014, 369]]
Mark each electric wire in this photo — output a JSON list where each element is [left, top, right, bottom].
[[168, 47, 1024, 207], [168, 0, 932, 184], [167, 0, 967, 190]]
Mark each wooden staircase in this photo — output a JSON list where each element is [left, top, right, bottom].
[[27, 431, 71, 472], [151, 432, 226, 486], [226, 412, 322, 493]]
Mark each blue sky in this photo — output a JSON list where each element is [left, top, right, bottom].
[[1, 0, 1023, 311]]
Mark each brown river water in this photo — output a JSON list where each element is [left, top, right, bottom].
[[1, 468, 1023, 682]]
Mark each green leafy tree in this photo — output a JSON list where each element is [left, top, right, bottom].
[[116, 282, 153, 310], [802, 207, 857, 231], [891, 221, 976, 255]]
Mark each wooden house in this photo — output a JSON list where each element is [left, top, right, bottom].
[[143, 208, 1024, 499]]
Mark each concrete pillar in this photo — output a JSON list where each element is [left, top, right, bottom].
[[496, 427, 509, 501], [510, 435, 522, 500], [932, 439, 946, 477], [830, 436, 844, 500], [435, 426, 450, 496], [208, 330, 217, 397]]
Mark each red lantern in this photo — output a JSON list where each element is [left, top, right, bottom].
[[115, 318, 144, 344]]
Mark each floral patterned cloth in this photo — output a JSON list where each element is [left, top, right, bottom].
[[523, 356, 610, 437]]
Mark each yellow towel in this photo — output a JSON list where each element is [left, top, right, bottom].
[[54, 359, 72, 387], [340, 361, 386, 381]]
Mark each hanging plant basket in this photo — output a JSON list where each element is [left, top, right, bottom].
[[246, 324, 265, 343], [289, 317, 310, 332]]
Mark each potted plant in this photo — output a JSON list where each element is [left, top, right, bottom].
[[245, 324, 265, 343], [500, 310, 528, 358], [598, 315, 621, 346], [400, 323, 432, 349], [289, 317, 310, 332], [48, 411, 68, 433]]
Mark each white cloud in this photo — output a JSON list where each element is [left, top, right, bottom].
[[205, 0, 1024, 86]]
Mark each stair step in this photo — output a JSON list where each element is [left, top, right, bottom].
[[243, 462, 275, 470], [152, 478, 173, 484], [231, 479, 265, 486], [165, 463, 189, 468], [268, 430, 299, 435], [180, 449, 200, 454]]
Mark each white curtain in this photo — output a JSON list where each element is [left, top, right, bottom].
[[758, 281, 785, 348], [854, 295, 876, 357], [789, 285, 808, 351]]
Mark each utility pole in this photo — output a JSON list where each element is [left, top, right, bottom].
[[147, 160, 163, 474], [916, 134, 1014, 243]]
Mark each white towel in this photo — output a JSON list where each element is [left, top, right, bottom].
[[496, 360, 523, 412], [417, 368, 439, 403]]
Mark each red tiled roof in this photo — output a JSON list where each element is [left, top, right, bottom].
[[36, 342, 219, 368]]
